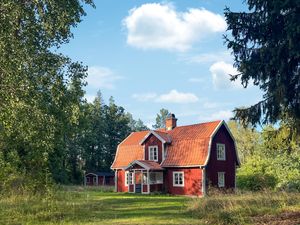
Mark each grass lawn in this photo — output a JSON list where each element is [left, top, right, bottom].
[[0, 186, 299, 225]]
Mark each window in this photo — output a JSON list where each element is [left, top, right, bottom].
[[149, 146, 158, 161], [125, 171, 133, 186], [217, 143, 226, 160], [149, 172, 163, 184], [218, 172, 225, 187], [173, 172, 184, 187], [86, 177, 90, 183], [93, 176, 97, 184]]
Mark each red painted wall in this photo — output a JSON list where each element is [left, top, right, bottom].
[[165, 168, 203, 196], [116, 170, 128, 192], [206, 124, 237, 189], [150, 184, 163, 192], [144, 134, 163, 163], [129, 184, 134, 192], [142, 185, 148, 193]]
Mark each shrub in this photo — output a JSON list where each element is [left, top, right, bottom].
[[237, 173, 277, 191]]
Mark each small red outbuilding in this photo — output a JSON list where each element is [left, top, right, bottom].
[[84, 172, 115, 186], [111, 114, 240, 196]]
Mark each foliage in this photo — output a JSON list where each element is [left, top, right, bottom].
[[224, 1, 300, 129], [126, 113, 149, 132], [0, 0, 95, 192], [152, 108, 169, 129], [227, 120, 261, 163], [229, 120, 300, 191]]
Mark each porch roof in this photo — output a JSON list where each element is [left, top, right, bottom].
[[125, 160, 164, 171]]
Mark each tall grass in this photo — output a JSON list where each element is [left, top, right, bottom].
[[0, 186, 299, 225], [187, 190, 300, 225]]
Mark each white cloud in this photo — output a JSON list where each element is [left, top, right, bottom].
[[185, 51, 232, 64], [84, 94, 96, 103], [199, 110, 233, 122], [209, 61, 241, 89], [132, 93, 157, 102], [123, 3, 226, 51], [211, 110, 233, 121], [132, 90, 199, 104], [86, 66, 122, 90], [156, 89, 199, 103]]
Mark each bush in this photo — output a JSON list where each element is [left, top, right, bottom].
[[237, 173, 277, 191]]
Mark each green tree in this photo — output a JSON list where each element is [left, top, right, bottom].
[[102, 97, 131, 171], [224, 1, 300, 129], [153, 108, 169, 129], [126, 113, 149, 132], [227, 120, 261, 163], [0, 0, 93, 191]]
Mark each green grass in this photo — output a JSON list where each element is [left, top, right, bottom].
[[0, 186, 299, 225]]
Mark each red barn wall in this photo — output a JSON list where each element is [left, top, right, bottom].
[[144, 135, 163, 163], [116, 169, 128, 192], [165, 168, 203, 196], [206, 124, 237, 188]]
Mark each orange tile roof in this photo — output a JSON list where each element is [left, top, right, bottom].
[[132, 160, 164, 170], [111, 121, 222, 169], [154, 130, 172, 143], [111, 131, 148, 169]]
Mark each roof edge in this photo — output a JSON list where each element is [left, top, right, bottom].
[[111, 132, 135, 169]]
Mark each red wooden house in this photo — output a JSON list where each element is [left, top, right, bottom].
[[111, 114, 240, 196]]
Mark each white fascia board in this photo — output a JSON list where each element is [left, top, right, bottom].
[[124, 160, 151, 171]]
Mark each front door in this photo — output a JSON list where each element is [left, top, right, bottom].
[[135, 171, 142, 193]]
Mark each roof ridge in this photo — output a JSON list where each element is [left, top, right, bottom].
[[173, 120, 222, 129]]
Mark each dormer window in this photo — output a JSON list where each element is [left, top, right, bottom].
[[149, 146, 158, 161], [217, 143, 226, 160]]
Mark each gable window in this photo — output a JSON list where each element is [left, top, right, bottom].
[[217, 143, 226, 160], [173, 171, 184, 187], [125, 171, 133, 186], [149, 146, 158, 161], [218, 172, 225, 187]]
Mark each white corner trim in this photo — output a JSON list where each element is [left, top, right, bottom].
[[114, 170, 117, 192], [139, 131, 166, 145], [111, 132, 135, 169], [201, 168, 206, 196]]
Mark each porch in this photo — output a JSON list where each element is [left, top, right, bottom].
[[125, 160, 164, 194]]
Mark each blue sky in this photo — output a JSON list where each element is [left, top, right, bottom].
[[60, 0, 263, 127]]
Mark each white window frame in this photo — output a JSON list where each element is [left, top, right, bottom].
[[173, 171, 184, 187], [148, 146, 158, 161], [217, 143, 226, 160], [125, 171, 133, 186], [218, 172, 225, 188]]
